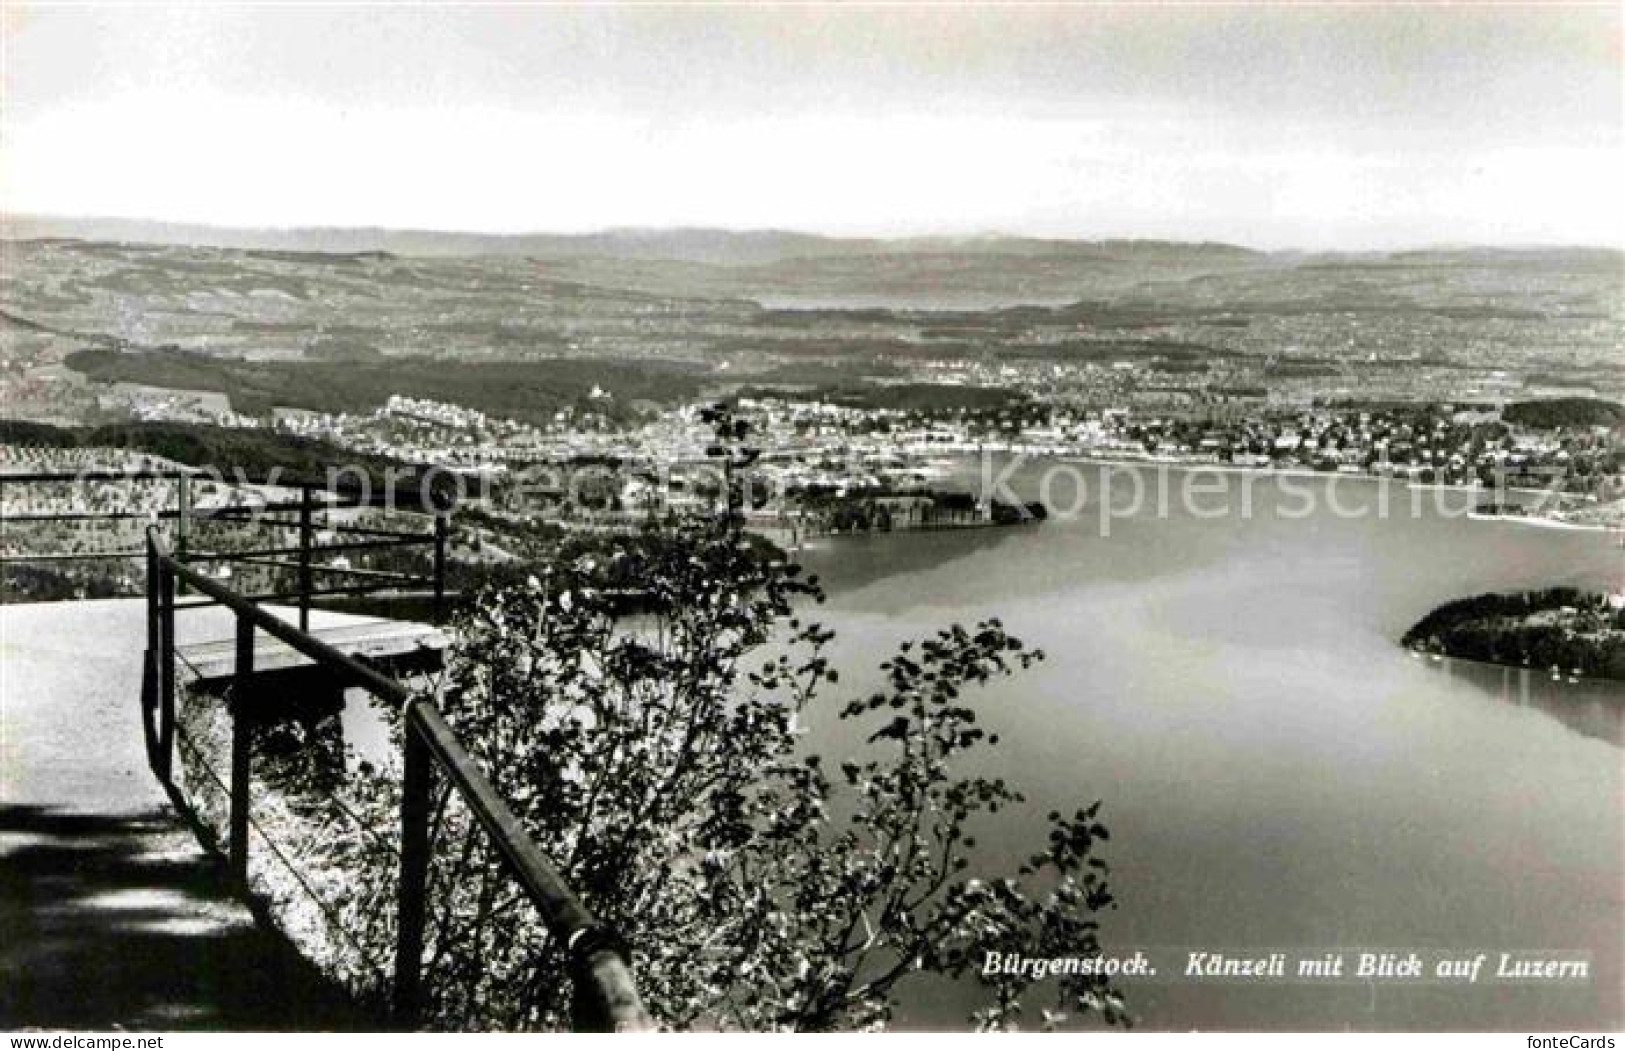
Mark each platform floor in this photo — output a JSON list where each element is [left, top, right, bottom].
[[0, 598, 383, 1031]]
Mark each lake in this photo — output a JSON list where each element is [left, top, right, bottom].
[[792, 458, 1623, 1031]]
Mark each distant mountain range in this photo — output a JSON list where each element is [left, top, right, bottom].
[[7, 215, 1619, 273], [1, 214, 1286, 265], [6, 214, 1617, 313]]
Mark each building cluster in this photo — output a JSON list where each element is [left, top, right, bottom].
[[239, 386, 1625, 531]]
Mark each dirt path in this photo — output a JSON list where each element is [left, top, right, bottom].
[[1, 599, 373, 1031]]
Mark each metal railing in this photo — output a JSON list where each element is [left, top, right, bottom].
[[143, 526, 651, 1031], [1, 470, 448, 627]]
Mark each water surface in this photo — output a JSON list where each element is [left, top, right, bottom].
[[793, 461, 1623, 1030]]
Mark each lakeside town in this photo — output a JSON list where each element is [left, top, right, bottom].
[[5, 382, 1618, 604], [217, 389, 1625, 532]]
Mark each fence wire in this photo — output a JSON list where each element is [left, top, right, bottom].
[[174, 672, 402, 1001]]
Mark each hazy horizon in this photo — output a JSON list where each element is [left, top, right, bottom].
[[7, 210, 1625, 258], [4, 5, 1621, 251]]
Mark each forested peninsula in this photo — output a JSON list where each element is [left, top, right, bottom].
[[1403, 588, 1625, 682]]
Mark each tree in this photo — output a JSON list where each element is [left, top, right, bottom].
[[699, 401, 761, 524], [292, 413, 1125, 1031]]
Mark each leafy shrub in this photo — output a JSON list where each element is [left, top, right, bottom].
[[290, 516, 1125, 1030]]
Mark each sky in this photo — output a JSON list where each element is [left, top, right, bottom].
[[2, 3, 1621, 250]]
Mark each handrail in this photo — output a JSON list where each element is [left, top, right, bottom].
[[0, 510, 184, 522], [152, 528, 414, 702], [0, 469, 195, 482], [185, 537, 429, 560], [146, 527, 651, 1032], [1, 467, 431, 490], [3, 472, 447, 625]]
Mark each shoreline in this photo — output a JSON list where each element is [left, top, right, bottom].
[[1406, 645, 1625, 688], [1016, 452, 1625, 534], [1465, 512, 1623, 535], [1050, 451, 1559, 498]]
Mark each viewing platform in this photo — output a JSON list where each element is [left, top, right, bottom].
[[0, 597, 404, 1030], [2, 466, 651, 1032]]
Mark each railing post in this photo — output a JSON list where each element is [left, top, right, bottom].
[[145, 535, 159, 659], [175, 473, 192, 566], [394, 708, 433, 1028], [228, 615, 254, 884], [432, 513, 448, 623], [157, 555, 177, 783], [143, 534, 160, 765], [298, 485, 314, 632]]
